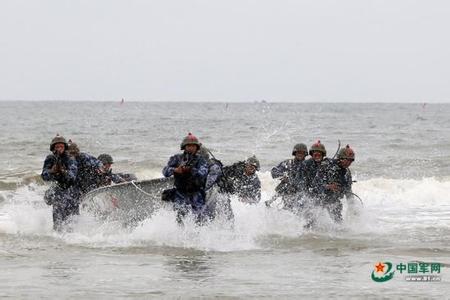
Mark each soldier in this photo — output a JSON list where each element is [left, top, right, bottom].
[[197, 146, 234, 222], [267, 143, 308, 209], [41, 135, 79, 231], [298, 140, 328, 197], [67, 140, 104, 194], [222, 156, 261, 204], [162, 133, 209, 224], [311, 145, 356, 223], [97, 153, 137, 187], [294, 140, 328, 228]]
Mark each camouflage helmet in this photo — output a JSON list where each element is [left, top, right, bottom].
[[180, 133, 201, 150], [292, 143, 308, 156], [245, 155, 260, 171], [337, 145, 355, 161], [98, 153, 114, 165], [309, 140, 327, 156], [50, 134, 68, 151]]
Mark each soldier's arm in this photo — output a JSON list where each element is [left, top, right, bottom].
[[205, 164, 222, 190], [116, 173, 137, 182], [111, 173, 126, 184], [240, 176, 261, 203], [63, 157, 78, 184], [162, 155, 179, 177], [253, 177, 262, 202], [271, 160, 288, 179], [86, 153, 104, 171], [41, 155, 57, 181], [344, 170, 353, 198], [324, 166, 343, 193]]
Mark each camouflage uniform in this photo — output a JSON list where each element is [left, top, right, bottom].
[[162, 133, 209, 223], [298, 158, 329, 197], [96, 153, 137, 186], [67, 142, 104, 194], [76, 152, 104, 193], [41, 135, 79, 231], [271, 158, 305, 209], [97, 169, 128, 186], [310, 159, 353, 222], [197, 146, 234, 222], [310, 145, 356, 223], [298, 141, 328, 197], [114, 172, 137, 182], [222, 157, 261, 204]]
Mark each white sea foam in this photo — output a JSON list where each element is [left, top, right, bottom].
[[1, 175, 449, 251]]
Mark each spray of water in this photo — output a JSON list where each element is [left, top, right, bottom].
[[1, 173, 449, 251]]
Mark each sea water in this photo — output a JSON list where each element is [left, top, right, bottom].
[[0, 101, 449, 298]]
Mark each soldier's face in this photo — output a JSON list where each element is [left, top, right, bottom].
[[185, 144, 198, 154], [244, 164, 256, 176], [103, 163, 112, 172], [54, 143, 65, 155], [312, 151, 323, 162], [295, 151, 306, 161], [340, 158, 353, 168]]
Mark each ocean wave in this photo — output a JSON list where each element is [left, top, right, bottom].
[[0, 176, 449, 251]]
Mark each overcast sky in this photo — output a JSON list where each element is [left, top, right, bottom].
[[1, 0, 449, 102]]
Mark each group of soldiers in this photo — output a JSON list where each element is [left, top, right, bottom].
[[268, 140, 356, 227], [41, 135, 136, 230], [161, 133, 262, 224], [41, 132, 356, 231], [161, 133, 355, 227]]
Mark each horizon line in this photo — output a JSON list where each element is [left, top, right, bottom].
[[0, 99, 447, 104]]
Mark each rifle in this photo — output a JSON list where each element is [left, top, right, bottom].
[[174, 153, 196, 175], [181, 153, 196, 169], [52, 155, 66, 175], [332, 139, 341, 159], [349, 192, 364, 206]]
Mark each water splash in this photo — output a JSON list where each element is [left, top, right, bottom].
[[1, 174, 449, 252]]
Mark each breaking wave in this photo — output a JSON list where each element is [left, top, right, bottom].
[[1, 172, 449, 252]]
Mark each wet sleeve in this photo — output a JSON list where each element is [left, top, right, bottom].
[[111, 173, 126, 184], [116, 173, 137, 182], [162, 155, 179, 177], [239, 176, 261, 203], [86, 154, 103, 170], [41, 155, 56, 181], [205, 164, 222, 190], [271, 160, 288, 179], [64, 157, 78, 184], [253, 177, 262, 202], [344, 170, 353, 198]]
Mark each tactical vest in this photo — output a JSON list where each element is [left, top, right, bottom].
[[174, 154, 205, 194]]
